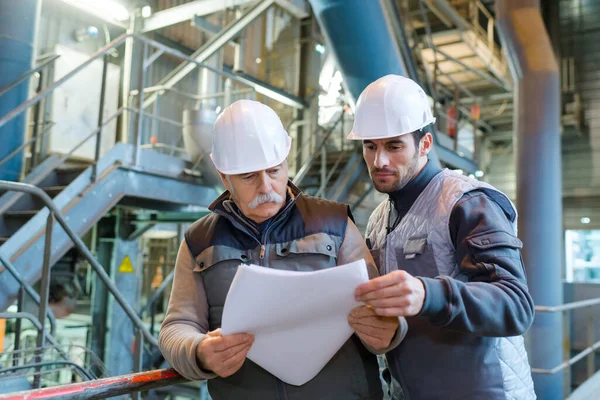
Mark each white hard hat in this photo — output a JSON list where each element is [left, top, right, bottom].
[[348, 75, 436, 140], [210, 99, 292, 175]]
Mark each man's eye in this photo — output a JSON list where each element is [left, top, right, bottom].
[[364, 144, 376, 151]]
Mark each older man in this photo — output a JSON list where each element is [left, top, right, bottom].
[[159, 99, 406, 400]]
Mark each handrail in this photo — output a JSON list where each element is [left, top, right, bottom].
[[0, 255, 56, 336], [0, 33, 130, 132], [0, 30, 300, 134], [531, 339, 600, 375], [0, 181, 158, 347], [531, 297, 600, 375], [130, 85, 253, 101], [0, 54, 60, 99], [535, 297, 600, 313], [293, 112, 346, 186], [0, 361, 93, 382], [139, 270, 175, 318], [0, 369, 187, 400], [0, 123, 54, 170], [0, 312, 56, 347]]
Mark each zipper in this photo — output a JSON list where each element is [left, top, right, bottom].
[[276, 378, 287, 400], [215, 194, 299, 266], [256, 197, 297, 265]]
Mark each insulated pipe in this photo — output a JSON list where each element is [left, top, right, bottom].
[[0, 0, 41, 181], [308, 0, 407, 103], [495, 1, 563, 398], [308, 0, 442, 169]]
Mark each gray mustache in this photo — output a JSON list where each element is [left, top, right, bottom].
[[248, 191, 284, 209]]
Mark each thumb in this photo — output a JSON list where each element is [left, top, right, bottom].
[[206, 328, 222, 337]]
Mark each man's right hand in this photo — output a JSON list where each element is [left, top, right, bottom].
[[196, 329, 254, 377]]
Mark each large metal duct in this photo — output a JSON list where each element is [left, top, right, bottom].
[[496, 1, 563, 398], [0, 0, 41, 181]]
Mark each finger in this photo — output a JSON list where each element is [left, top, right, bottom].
[[220, 345, 251, 377], [355, 271, 407, 297], [358, 284, 412, 302], [355, 331, 389, 350], [373, 307, 409, 317], [206, 328, 222, 338], [350, 316, 398, 331], [213, 333, 254, 351], [349, 306, 377, 319], [363, 297, 411, 309], [350, 320, 393, 336], [216, 340, 253, 361]]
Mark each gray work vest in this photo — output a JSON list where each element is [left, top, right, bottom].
[[185, 185, 383, 400], [366, 170, 536, 400]]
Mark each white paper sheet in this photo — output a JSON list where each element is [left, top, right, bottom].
[[220, 259, 369, 386]]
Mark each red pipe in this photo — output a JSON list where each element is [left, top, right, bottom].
[[0, 369, 187, 399]]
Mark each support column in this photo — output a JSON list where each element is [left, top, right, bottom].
[[496, 1, 563, 398], [119, 9, 144, 144], [0, 0, 41, 181]]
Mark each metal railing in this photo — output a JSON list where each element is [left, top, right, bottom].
[[0, 181, 158, 348], [0, 29, 279, 393], [532, 298, 600, 392], [139, 270, 175, 336], [0, 53, 60, 177], [0, 368, 186, 400], [0, 31, 268, 182], [0, 54, 60, 99], [292, 111, 347, 188]]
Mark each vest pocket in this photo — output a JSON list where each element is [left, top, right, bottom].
[[193, 245, 249, 273], [193, 246, 250, 330], [396, 235, 438, 278], [273, 233, 338, 271]]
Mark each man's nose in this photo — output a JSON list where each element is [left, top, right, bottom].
[[257, 171, 273, 192], [374, 150, 390, 169]]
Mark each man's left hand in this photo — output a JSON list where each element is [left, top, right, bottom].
[[348, 306, 399, 350], [355, 270, 426, 317]]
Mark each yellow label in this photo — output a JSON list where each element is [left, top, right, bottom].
[[0, 319, 5, 352], [118, 256, 135, 273]]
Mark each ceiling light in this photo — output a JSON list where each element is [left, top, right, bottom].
[[581, 217, 591, 224], [142, 5, 152, 18], [62, 0, 129, 22]]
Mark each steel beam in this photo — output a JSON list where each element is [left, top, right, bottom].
[[435, 144, 478, 174], [143, 0, 254, 32], [143, 0, 308, 32], [143, 0, 276, 109]]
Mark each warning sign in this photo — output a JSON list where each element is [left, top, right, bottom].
[[118, 256, 135, 273]]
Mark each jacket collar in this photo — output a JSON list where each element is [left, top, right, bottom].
[[209, 180, 301, 238]]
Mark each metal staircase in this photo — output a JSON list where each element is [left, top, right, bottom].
[[0, 143, 219, 311]]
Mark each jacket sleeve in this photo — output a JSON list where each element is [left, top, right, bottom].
[[158, 240, 217, 381], [417, 191, 535, 337], [338, 217, 408, 354]]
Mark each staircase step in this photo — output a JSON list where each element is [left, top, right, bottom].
[[55, 165, 89, 185], [42, 185, 68, 196], [4, 210, 38, 219]]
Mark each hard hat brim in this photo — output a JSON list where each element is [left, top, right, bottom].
[[211, 135, 293, 175], [346, 117, 436, 141]]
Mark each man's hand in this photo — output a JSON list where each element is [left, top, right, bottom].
[[348, 306, 399, 350], [355, 270, 426, 317], [196, 329, 254, 378]]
